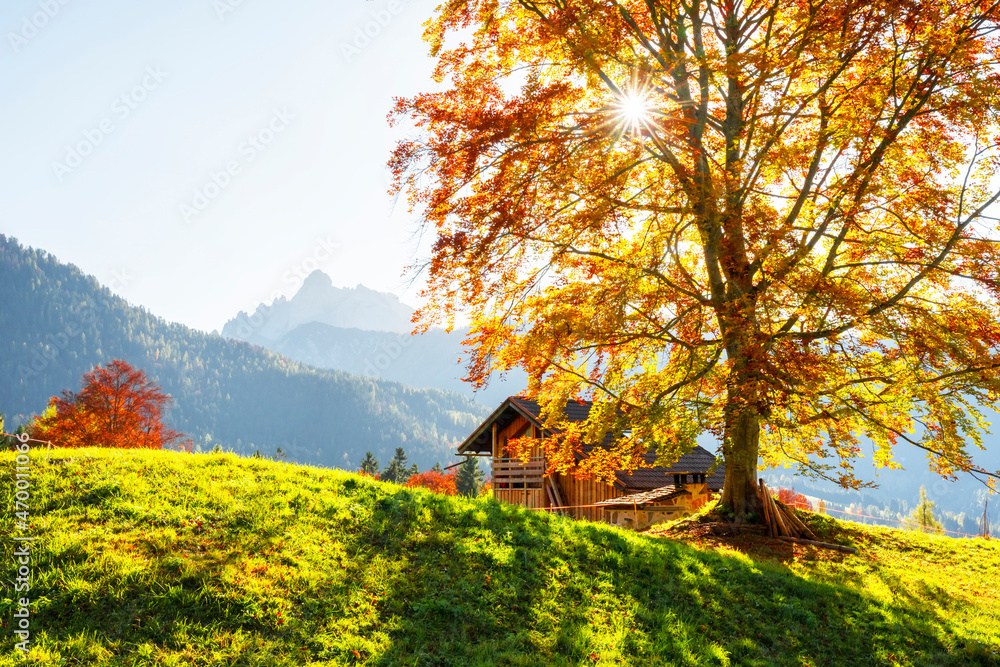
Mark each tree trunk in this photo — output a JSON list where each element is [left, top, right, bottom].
[[720, 375, 761, 523]]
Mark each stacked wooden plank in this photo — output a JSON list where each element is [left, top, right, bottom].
[[758, 479, 857, 554], [758, 479, 817, 540]]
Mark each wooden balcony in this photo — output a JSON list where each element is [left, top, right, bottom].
[[492, 456, 545, 489]]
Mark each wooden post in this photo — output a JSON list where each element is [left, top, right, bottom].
[[759, 479, 777, 537], [775, 499, 818, 540], [759, 480, 800, 538], [549, 477, 568, 516], [769, 487, 793, 537], [776, 536, 857, 554]]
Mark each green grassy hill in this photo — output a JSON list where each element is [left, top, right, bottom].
[[1, 448, 997, 666]]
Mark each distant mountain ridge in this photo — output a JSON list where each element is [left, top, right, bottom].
[[221, 271, 525, 406], [0, 235, 487, 469], [223, 271, 416, 339]]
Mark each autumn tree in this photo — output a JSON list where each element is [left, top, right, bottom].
[[392, 0, 1000, 520], [776, 487, 812, 511], [406, 469, 459, 495], [32, 359, 183, 449]]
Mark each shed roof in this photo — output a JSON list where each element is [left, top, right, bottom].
[[594, 485, 686, 509], [457, 396, 725, 491]]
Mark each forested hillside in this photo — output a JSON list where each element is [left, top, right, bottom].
[[0, 235, 487, 468]]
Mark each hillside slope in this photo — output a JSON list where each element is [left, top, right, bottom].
[[0, 235, 487, 469], [1, 448, 997, 666]]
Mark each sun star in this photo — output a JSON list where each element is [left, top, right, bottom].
[[613, 89, 654, 135], [621, 93, 649, 123]]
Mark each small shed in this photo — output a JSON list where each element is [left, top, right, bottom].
[[596, 483, 712, 530]]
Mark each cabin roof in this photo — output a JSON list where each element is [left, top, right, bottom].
[[457, 396, 725, 491], [617, 447, 725, 491], [456, 396, 543, 456]]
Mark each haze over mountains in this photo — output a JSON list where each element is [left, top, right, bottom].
[[0, 235, 486, 470], [221, 270, 525, 407]]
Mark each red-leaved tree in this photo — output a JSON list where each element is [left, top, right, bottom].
[[405, 470, 458, 496], [32, 359, 183, 450], [775, 488, 812, 512]]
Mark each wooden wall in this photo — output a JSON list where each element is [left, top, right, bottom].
[[555, 472, 620, 521], [604, 483, 711, 530], [493, 487, 547, 508], [489, 413, 623, 522], [495, 415, 543, 459]]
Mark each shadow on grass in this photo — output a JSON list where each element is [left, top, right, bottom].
[[332, 488, 992, 667]]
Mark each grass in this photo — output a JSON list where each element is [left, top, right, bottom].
[[0, 447, 997, 666]]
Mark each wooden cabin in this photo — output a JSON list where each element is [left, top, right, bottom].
[[457, 396, 724, 525]]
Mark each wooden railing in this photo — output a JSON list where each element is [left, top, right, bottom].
[[492, 456, 545, 489]]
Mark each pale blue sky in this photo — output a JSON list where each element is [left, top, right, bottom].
[[1, 0, 438, 332]]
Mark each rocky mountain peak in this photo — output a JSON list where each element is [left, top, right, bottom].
[[222, 272, 415, 342]]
